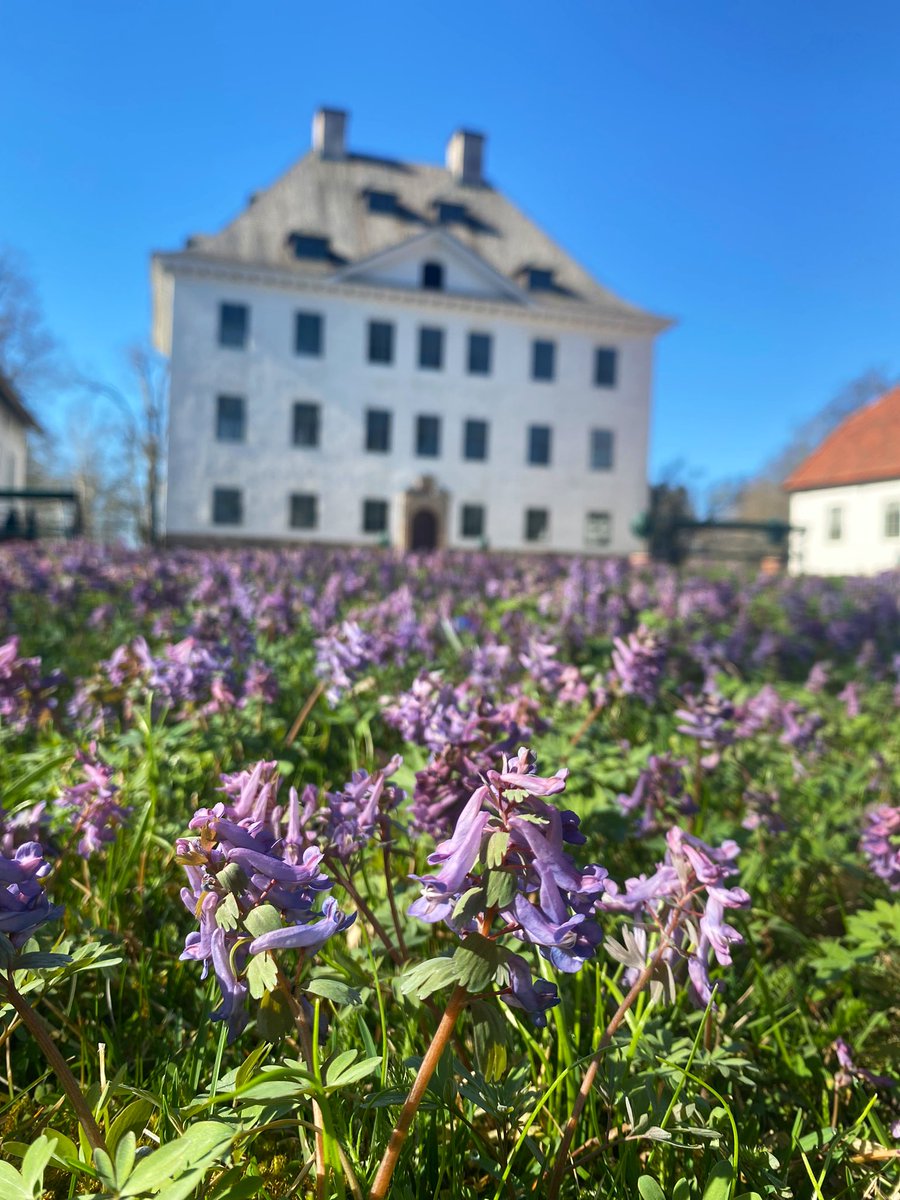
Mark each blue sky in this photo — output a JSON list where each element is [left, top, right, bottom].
[[2, 0, 899, 488]]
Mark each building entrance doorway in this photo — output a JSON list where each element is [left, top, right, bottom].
[[410, 508, 438, 551]]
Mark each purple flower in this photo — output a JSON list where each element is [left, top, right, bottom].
[[0, 841, 64, 948], [58, 746, 131, 857], [860, 805, 900, 892], [610, 626, 667, 706]]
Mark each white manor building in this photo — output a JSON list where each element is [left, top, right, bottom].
[[152, 109, 670, 553]]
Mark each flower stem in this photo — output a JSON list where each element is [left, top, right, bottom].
[[3, 974, 107, 1155], [546, 933, 674, 1199], [368, 983, 468, 1200], [329, 861, 404, 966], [379, 816, 407, 961]]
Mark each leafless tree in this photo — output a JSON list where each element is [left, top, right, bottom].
[[0, 244, 63, 395]]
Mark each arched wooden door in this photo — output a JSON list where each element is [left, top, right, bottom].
[[410, 508, 438, 551]]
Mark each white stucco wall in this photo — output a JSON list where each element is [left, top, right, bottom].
[[162, 264, 656, 554], [788, 479, 900, 575], [0, 406, 27, 489]]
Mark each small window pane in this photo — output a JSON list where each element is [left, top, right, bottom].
[[460, 504, 484, 539], [416, 414, 441, 457], [594, 347, 617, 387], [292, 235, 330, 260], [421, 262, 444, 290], [289, 493, 318, 529], [827, 507, 843, 541], [467, 332, 492, 375], [367, 190, 396, 213], [293, 402, 320, 447], [585, 511, 612, 547], [528, 424, 552, 466], [532, 339, 555, 381], [216, 395, 245, 442], [219, 303, 248, 348], [418, 327, 444, 369], [363, 499, 388, 533], [437, 202, 466, 224], [525, 508, 549, 543], [886, 503, 900, 539], [590, 428, 614, 470], [366, 409, 392, 452], [212, 488, 242, 526], [368, 321, 394, 364], [295, 312, 323, 356], [463, 419, 488, 461], [527, 268, 554, 291]]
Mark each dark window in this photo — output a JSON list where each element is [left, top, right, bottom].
[[363, 499, 388, 533], [527, 268, 554, 291], [463, 419, 488, 461], [467, 332, 492, 375], [295, 312, 323, 357], [216, 395, 245, 442], [292, 402, 320, 447], [528, 424, 552, 466], [212, 487, 242, 526], [590, 428, 614, 470], [460, 504, 484, 539], [585, 511, 611, 547], [418, 327, 444, 370], [289, 493, 318, 529], [416, 414, 441, 457], [436, 202, 467, 224], [827, 507, 843, 541], [532, 339, 555, 381], [219, 303, 248, 349], [366, 409, 392, 453], [367, 321, 394, 364], [421, 262, 444, 291], [525, 508, 549, 543], [886, 503, 900, 539], [594, 347, 618, 387], [292, 235, 330, 260], [367, 190, 397, 214]]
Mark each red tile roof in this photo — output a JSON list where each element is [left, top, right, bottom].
[[783, 386, 900, 492]]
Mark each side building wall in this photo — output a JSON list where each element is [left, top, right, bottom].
[[789, 479, 900, 575], [165, 273, 655, 554]]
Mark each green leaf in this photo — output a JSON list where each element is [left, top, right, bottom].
[[305, 977, 362, 1006], [120, 1121, 235, 1196], [246, 951, 278, 999], [21, 1135, 58, 1193], [107, 1098, 154, 1154], [485, 869, 517, 911], [14, 952, 71, 971], [243, 904, 281, 939], [114, 1132, 136, 1188], [0, 932, 15, 968], [0, 1161, 30, 1200], [638, 1177, 667, 1200], [93, 1148, 117, 1190], [396, 956, 461, 1000], [255, 986, 294, 1040], [453, 934, 503, 993], [215, 893, 240, 932], [701, 1160, 734, 1200], [325, 1052, 381, 1090], [486, 831, 510, 869], [451, 886, 485, 924]]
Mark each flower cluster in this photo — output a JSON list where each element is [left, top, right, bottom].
[[675, 684, 735, 769], [408, 748, 607, 1025], [860, 805, 900, 892], [609, 626, 667, 706], [0, 841, 63, 948], [177, 783, 355, 1041], [59, 746, 131, 858], [602, 826, 750, 1005], [617, 753, 693, 834], [0, 637, 61, 733]]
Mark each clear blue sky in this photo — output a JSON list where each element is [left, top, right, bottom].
[[3, 0, 899, 488]]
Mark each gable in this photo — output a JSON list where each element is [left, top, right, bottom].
[[330, 230, 527, 302]]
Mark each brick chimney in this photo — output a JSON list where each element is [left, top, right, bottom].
[[312, 108, 347, 160], [446, 129, 485, 185]]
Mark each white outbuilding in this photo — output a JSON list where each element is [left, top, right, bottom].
[[785, 386, 900, 575], [152, 109, 671, 553]]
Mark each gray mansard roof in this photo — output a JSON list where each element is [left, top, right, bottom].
[[169, 146, 665, 328]]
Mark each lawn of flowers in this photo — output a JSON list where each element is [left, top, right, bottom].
[[0, 543, 898, 1199]]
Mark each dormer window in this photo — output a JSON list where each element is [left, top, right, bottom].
[[421, 261, 445, 291], [436, 201, 467, 225], [526, 267, 555, 291], [367, 190, 397, 214], [290, 234, 332, 260]]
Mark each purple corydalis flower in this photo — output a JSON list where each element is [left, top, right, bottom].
[[610, 626, 667, 706], [860, 805, 900, 892], [59, 746, 131, 858], [833, 1037, 896, 1090], [0, 841, 64, 948]]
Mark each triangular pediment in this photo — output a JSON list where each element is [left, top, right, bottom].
[[330, 229, 528, 302]]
